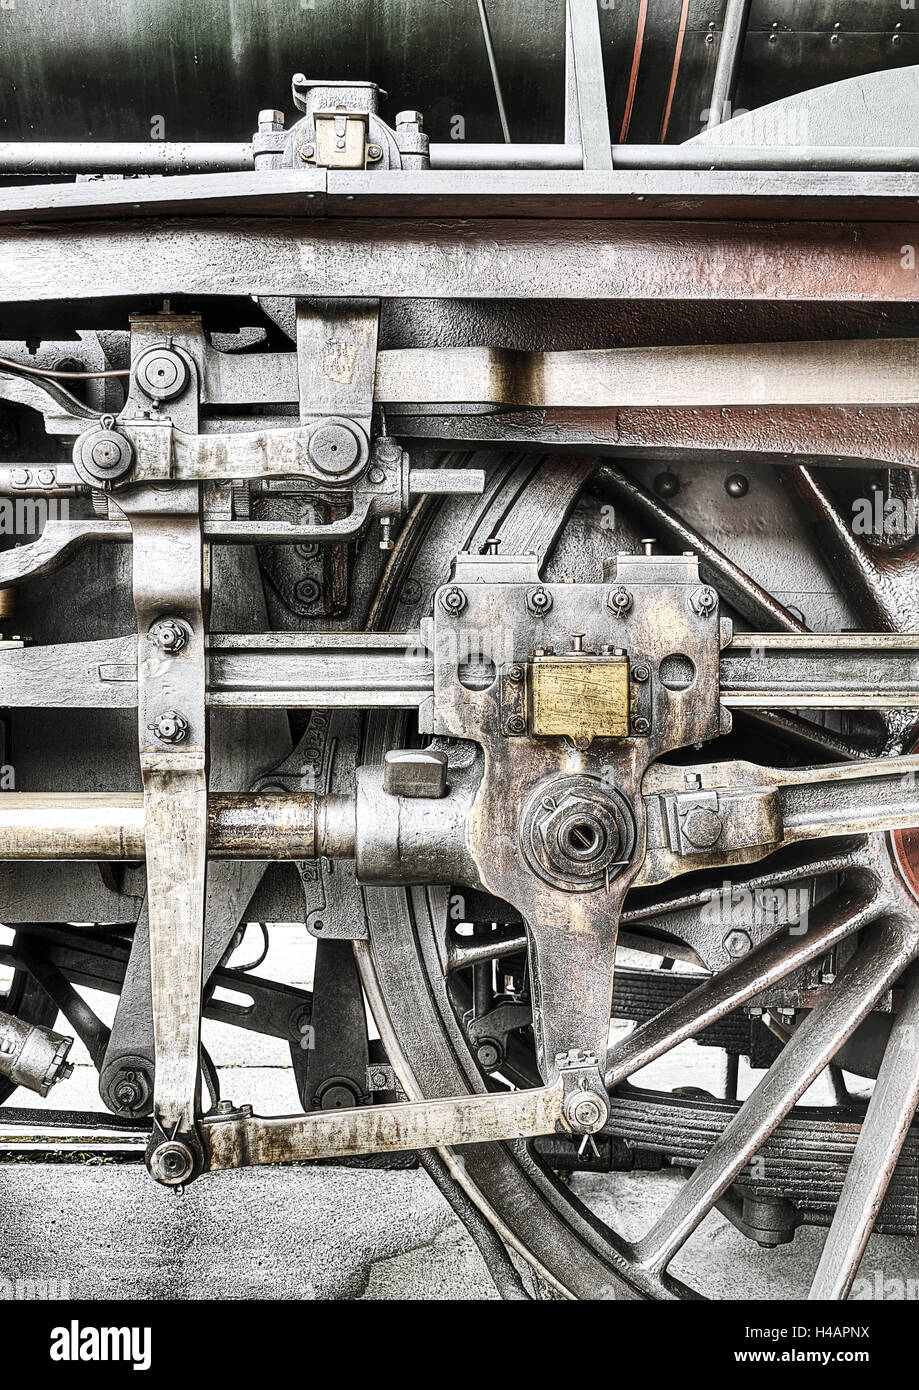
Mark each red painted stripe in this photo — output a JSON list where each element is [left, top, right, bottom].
[[619, 0, 649, 143], [659, 0, 691, 143]]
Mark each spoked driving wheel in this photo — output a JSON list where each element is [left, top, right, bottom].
[[6, 6, 919, 1315], [350, 453, 919, 1301]]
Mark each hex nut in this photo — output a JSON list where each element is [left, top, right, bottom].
[[151, 710, 189, 744], [149, 618, 187, 654], [439, 586, 467, 615], [690, 586, 718, 617], [723, 929, 753, 958], [526, 587, 552, 616]]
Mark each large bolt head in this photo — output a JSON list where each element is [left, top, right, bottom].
[[307, 420, 363, 476], [72, 423, 134, 487], [475, 1040, 501, 1072], [682, 805, 723, 848], [149, 1140, 195, 1186], [564, 1090, 607, 1133], [258, 108, 285, 132], [134, 346, 189, 403]]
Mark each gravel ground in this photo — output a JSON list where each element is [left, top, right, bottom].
[[3, 927, 918, 1300]]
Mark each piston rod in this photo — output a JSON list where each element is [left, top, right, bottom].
[[0, 793, 356, 860]]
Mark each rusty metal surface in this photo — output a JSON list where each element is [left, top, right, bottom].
[[202, 1079, 564, 1170]]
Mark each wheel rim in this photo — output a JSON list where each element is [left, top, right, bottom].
[[346, 451, 919, 1300]]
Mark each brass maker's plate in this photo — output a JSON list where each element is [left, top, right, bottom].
[[530, 653, 630, 744]]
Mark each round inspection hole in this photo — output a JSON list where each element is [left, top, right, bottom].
[[658, 653, 696, 691]]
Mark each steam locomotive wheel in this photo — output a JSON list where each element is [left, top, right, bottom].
[[350, 453, 919, 1301]]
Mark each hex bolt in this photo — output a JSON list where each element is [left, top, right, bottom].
[[506, 664, 524, 683], [300, 143, 315, 162], [723, 929, 753, 958], [10, 468, 30, 486], [151, 710, 189, 744], [37, 468, 55, 487], [506, 715, 526, 735], [371, 1069, 390, 1089], [608, 586, 632, 616], [632, 716, 650, 735], [149, 618, 187, 654], [258, 109, 285, 133], [379, 516, 395, 551], [485, 536, 501, 555], [367, 144, 383, 161], [396, 110, 425, 130], [216, 1098, 236, 1115], [632, 663, 651, 682], [439, 586, 467, 615]]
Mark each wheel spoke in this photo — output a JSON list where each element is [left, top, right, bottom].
[[808, 962, 919, 1300], [606, 881, 887, 1089], [777, 464, 919, 633], [620, 834, 873, 967], [629, 916, 918, 1279]]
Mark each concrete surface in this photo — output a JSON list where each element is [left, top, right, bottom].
[[2, 927, 918, 1300]]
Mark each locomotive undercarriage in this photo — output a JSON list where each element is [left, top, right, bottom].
[[4, 1, 919, 1301]]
